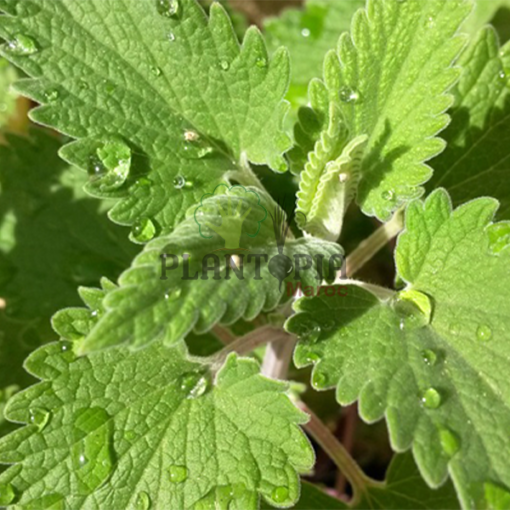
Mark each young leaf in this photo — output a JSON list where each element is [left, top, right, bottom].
[[79, 186, 343, 353], [298, 0, 470, 221], [0, 130, 138, 327], [0, 0, 291, 234], [287, 189, 510, 508], [264, 0, 364, 109], [0, 340, 313, 509], [429, 27, 510, 218]]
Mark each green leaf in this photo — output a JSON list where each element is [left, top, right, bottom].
[[287, 189, 510, 508], [428, 27, 510, 219], [0, 57, 17, 129], [297, 0, 470, 221], [0, 340, 313, 509], [0, 0, 291, 234], [0, 130, 138, 328], [79, 186, 343, 353], [462, 0, 510, 39], [264, 0, 364, 109], [295, 101, 368, 240]]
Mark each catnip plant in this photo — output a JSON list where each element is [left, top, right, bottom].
[[0, 0, 510, 509]]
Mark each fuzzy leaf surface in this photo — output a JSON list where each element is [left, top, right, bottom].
[[80, 186, 342, 353], [0, 0, 291, 233], [287, 189, 510, 508], [305, 0, 469, 220], [0, 338, 313, 509], [429, 27, 510, 219]]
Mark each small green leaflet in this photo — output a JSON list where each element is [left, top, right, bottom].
[[0, 57, 17, 129], [269, 453, 458, 510], [287, 189, 510, 509], [296, 0, 470, 221], [0, 0, 291, 234], [429, 27, 510, 219], [79, 186, 342, 353], [264, 0, 364, 110], [0, 335, 313, 509], [296, 102, 368, 240]]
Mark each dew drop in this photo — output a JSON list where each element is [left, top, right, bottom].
[[339, 86, 360, 104], [322, 318, 337, 331], [477, 324, 493, 342], [168, 464, 188, 483], [60, 341, 73, 352], [6, 34, 39, 56], [439, 427, 460, 457], [156, 0, 180, 18], [88, 138, 132, 191], [312, 371, 328, 389], [426, 16, 435, 29], [381, 189, 394, 201], [339, 172, 350, 183], [0, 482, 15, 506], [392, 289, 433, 331], [299, 318, 321, 344], [135, 177, 152, 188], [29, 407, 51, 431], [136, 491, 151, 510], [130, 217, 156, 243], [301, 28, 311, 38], [421, 387, 441, 409], [167, 32, 176, 42], [219, 59, 230, 71], [44, 89, 59, 102], [173, 175, 186, 189], [71, 407, 114, 495], [499, 70, 507, 80], [179, 371, 210, 399], [164, 288, 182, 301], [256, 57, 267, 68], [421, 349, 437, 366], [150, 66, 162, 77], [304, 351, 320, 364], [271, 486, 290, 504]]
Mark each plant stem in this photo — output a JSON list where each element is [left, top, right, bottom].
[[298, 402, 384, 505], [261, 334, 297, 380], [343, 209, 404, 278]]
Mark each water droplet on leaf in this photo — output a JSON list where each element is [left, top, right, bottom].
[[220, 59, 230, 71], [304, 351, 320, 364], [312, 371, 328, 389], [381, 189, 394, 201], [88, 139, 132, 191], [150, 66, 162, 77], [301, 28, 311, 38], [339, 86, 360, 103], [179, 372, 210, 399], [439, 427, 459, 457], [130, 217, 156, 243], [271, 486, 290, 504], [421, 387, 441, 409], [421, 349, 437, 366], [136, 491, 151, 510], [6, 34, 39, 55], [168, 464, 188, 483], [0, 483, 15, 506], [29, 407, 51, 431], [167, 32, 176, 42], [71, 407, 114, 495], [173, 175, 186, 189], [392, 289, 433, 331], [477, 324, 492, 342], [299, 318, 321, 343], [165, 288, 182, 301], [156, 0, 180, 18]]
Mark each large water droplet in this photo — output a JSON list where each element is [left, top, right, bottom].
[[439, 427, 459, 457], [88, 138, 132, 191], [312, 370, 328, 389], [299, 318, 321, 344], [179, 372, 210, 399], [29, 407, 51, 431], [421, 387, 441, 409], [271, 486, 290, 504], [71, 407, 114, 495], [0, 483, 15, 506], [156, 0, 180, 18], [339, 86, 360, 104], [392, 289, 433, 331], [6, 34, 39, 55], [136, 491, 151, 510], [168, 464, 188, 483], [173, 175, 186, 189], [477, 324, 493, 342], [164, 288, 182, 301], [130, 217, 156, 243], [421, 349, 437, 366]]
